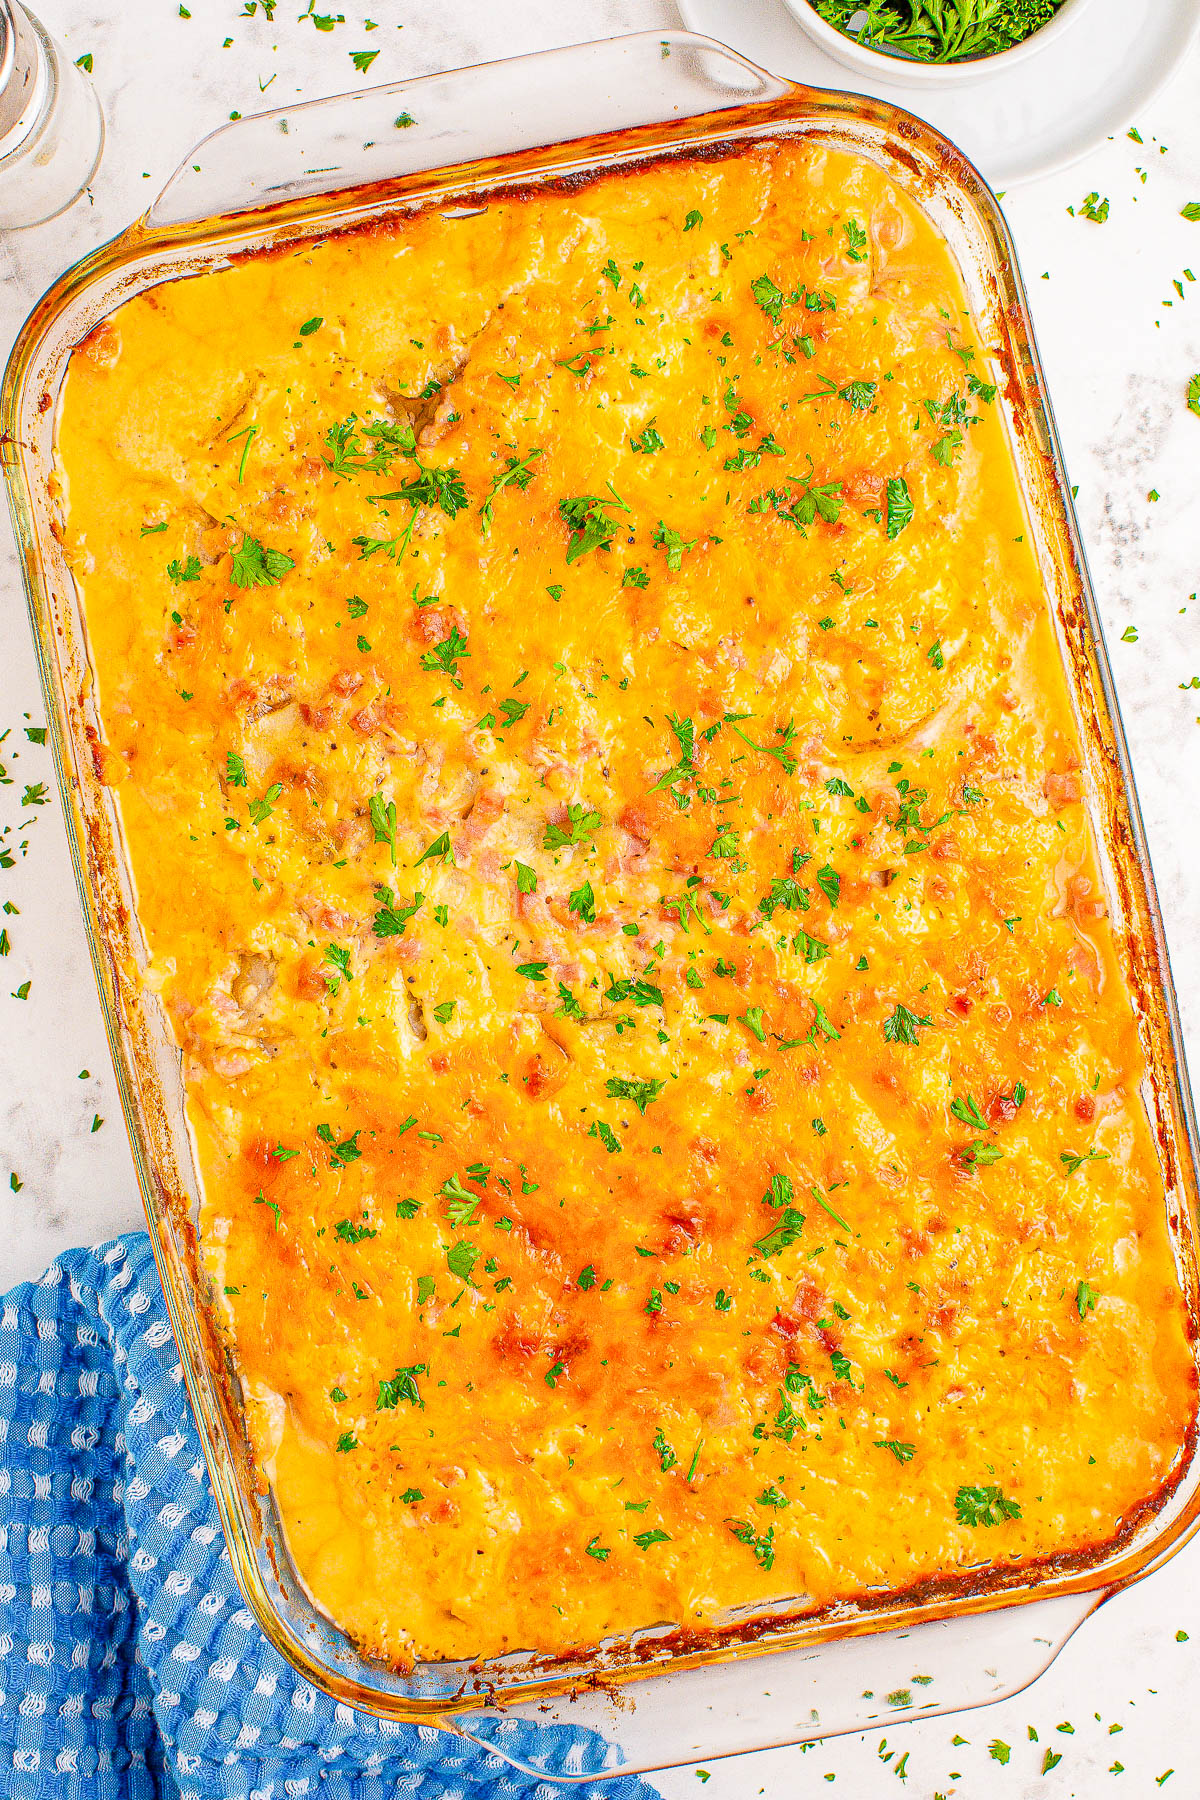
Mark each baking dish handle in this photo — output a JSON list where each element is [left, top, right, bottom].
[[144, 29, 792, 231], [456, 1589, 1104, 1783]]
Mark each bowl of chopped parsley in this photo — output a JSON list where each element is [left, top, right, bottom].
[[790, 0, 1094, 85]]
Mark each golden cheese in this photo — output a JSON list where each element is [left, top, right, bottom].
[[57, 139, 1196, 1671]]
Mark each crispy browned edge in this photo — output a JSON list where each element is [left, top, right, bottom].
[[54, 125, 1199, 1691]]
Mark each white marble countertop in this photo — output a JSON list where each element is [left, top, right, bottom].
[[2, 0, 1199, 1793]]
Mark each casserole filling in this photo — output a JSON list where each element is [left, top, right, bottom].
[[58, 139, 1196, 1668]]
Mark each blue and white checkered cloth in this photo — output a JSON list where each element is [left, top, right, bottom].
[[0, 1233, 663, 1800]]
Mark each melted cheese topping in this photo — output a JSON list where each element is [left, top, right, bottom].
[[58, 140, 1195, 1670]]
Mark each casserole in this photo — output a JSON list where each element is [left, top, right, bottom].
[[5, 30, 1200, 1779]]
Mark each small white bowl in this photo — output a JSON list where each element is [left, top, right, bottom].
[[783, 0, 1097, 88]]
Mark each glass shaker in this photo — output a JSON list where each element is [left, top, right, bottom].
[[0, 0, 103, 229]]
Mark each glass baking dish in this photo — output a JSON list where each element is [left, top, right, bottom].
[[4, 28, 1200, 1782]]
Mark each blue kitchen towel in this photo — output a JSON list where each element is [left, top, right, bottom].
[[0, 1233, 663, 1800]]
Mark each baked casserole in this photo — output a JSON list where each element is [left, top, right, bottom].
[[56, 138, 1196, 1669]]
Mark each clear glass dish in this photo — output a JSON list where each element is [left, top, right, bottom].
[[4, 29, 1199, 1783]]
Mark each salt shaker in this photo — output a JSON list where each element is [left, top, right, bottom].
[[0, 0, 103, 229]]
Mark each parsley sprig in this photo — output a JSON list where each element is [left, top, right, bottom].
[[356, 460, 467, 561], [480, 449, 542, 536], [559, 487, 630, 563], [954, 1482, 1022, 1527], [544, 802, 602, 851], [230, 535, 294, 590], [323, 413, 415, 477]]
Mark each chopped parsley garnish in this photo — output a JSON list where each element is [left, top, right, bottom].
[[724, 433, 784, 472], [727, 1517, 775, 1570], [323, 413, 414, 477], [739, 1007, 766, 1043], [840, 379, 876, 410], [415, 830, 454, 866], [480, 449, 542, 535], [962, 1141, 1003, 1167], [842, 217, 868, 261], [372, 885, 424, 937], [605, 1076, 665, 1115], [559, 489, 629, 562], [568, 879, 595, 923], [605, 976, 664, 1009], [377, 1364, 426, 1410], [652, 521, 697, 571], [750, 272, 798, 326], [750, 464, 843, 531], [883, 1002, 931, 1046], [631, 423, 665, 455], [761, 1171, 794, 1209], [1061, 1146, 1110, 1176], [931, 431, 963, 467], [419, 626, 469, 684], [874, 1439, 916, 1463], [544, 802, 602, 850], [323, 945, 352, 991], [361, 462, 468, 562], [230, 535, 294, 589], [1076, 1279, 1099, 1318], [247, 782, 283, 826], [950, 1094, 988, 1131], [954, 1484, 1022, 1528], [369, 793, 398, 865], [753, 1208, 806, 1260], [884, 476, 914, 540], [334, 1216, 377, 1243], [446, 1239, 479, 1283], [758, 876, 807, 920]]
